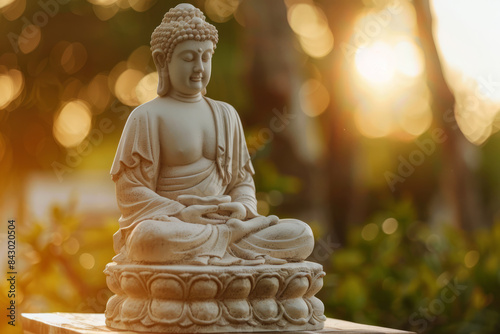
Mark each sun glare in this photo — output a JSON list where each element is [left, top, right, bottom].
[[350, 2, 430, 140], [394, 40, 424, 78], [355, 39, 424, 85], [351, 0, 500, 143], [355, 41, 395, 84], [432, 0, 500, 144]]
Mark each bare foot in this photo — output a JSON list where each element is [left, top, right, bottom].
[[227, 215, 278, 243]]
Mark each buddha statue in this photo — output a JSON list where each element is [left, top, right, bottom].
[[105, 4, 325, 332], [110, 3, 314, 267]]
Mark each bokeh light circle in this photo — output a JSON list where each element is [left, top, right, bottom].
[[53, 100, 93, 148]]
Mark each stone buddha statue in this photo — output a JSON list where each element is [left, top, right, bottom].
[[105, 4, 325, 332], [110, 3, 314, 267]]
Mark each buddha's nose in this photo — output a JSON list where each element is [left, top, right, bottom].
[[193, 58, 204, 73]]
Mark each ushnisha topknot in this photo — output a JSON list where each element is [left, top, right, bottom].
[[151, 3, 219, 63]]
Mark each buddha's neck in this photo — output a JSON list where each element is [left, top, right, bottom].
[[169, 91, 202, 103]]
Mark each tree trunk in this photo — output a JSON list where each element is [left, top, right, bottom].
[[240, 0, 330, 231], [414, 0, 485, 230]]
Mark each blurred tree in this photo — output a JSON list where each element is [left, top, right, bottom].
[[320, 0, 363, 245], [240, 0, 330, 233], [414, 0, 486, 230]]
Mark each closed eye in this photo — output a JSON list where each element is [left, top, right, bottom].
[[202, 50, 213, 62], [180, 51, 195, 62]]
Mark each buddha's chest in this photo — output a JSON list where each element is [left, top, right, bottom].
[[158, 105, 217, 166]]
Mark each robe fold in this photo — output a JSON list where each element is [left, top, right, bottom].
[[110, 97, 259, 260]]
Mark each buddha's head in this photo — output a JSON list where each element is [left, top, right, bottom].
[[151, 3, 219, 97]]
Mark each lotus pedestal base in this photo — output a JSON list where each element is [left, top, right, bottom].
[[104, 261, 326, 332]]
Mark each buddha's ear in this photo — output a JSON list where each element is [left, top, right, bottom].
[[152, 50, 166, 70], [152, 50, 169, 96]]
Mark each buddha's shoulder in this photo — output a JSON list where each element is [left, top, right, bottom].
[[127, 98, 172, 119], [205, 97, 239, 116], [206, 97, 234, 109]]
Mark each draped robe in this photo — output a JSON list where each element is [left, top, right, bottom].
[[110, 97, 313, 265]]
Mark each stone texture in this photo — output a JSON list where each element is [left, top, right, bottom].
[[22, 313, 415, 333], [104, 262, 325, 332]]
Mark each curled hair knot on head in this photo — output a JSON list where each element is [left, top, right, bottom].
[[150, 4, 218, 96]]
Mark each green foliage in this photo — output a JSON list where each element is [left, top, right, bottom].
[[0, 201, 116, 333], [323, 201, 500, 333], [253, 159, 302, 194]]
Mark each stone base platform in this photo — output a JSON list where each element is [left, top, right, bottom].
[[21, 313, 415, 333], [104, 262, 326, 332]]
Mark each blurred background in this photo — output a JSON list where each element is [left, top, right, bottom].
[[0, 0, 499, 333]]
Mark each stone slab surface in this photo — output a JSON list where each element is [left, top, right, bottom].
[[22, 313, 415, 334]]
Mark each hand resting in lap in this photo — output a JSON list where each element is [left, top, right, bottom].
[[176, 194, 278, 242]]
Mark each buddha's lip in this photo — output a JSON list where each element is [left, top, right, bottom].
[[190, 75, 202, 81]]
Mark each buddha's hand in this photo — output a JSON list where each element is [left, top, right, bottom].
[[217, 202, 247, 220], [175, 205, 226, 225]]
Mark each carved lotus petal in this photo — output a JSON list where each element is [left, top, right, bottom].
[[121, 298, 146, 320], [223, 300, 251, 320], [150, 299, 184, 320], [252, 299, 279, 320], [308, 296, 326, 318], [189, 278, 219, 299], [281, 276, 309, 299], [189, 301, 220, 323], [305, 273, 324, 297], [150, 276, 184, 300], [121, 274, 147, 298], [251, 277, 279, 298], [224, 278, 252, 299], [282, 298, 309, 323], [105, 295, 124, 320], [106, 274, 122, 295]]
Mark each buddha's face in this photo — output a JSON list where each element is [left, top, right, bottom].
[[167, 40, 214, 96]]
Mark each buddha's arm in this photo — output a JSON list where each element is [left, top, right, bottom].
[[116, 166, 225, 225], [115, 165, 185, 224], [226, 169, 260, 219]]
